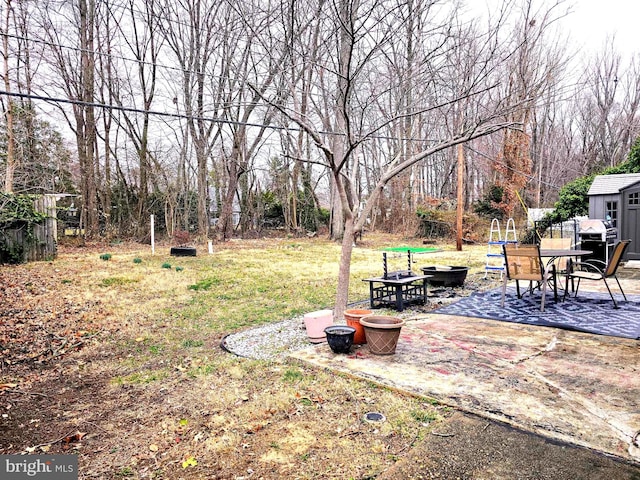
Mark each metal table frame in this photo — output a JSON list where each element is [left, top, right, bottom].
[[362, 274, 431, 311], [539, 248, 592, 301]]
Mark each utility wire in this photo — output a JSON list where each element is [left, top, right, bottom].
[[5, 43, 532, 148], [0, 25, 594, 113], [0, 89, 284, 130], [2, 89, 567, 193], [0, 89, 457, 143]]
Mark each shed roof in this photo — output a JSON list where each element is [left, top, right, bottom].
[[588, 173, 640, 195]]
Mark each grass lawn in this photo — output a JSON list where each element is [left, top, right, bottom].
[[0, 233, 491, 479]]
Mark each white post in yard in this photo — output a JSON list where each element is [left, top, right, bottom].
[[150, 214, 155, 255], [208, 240, 213, 254]]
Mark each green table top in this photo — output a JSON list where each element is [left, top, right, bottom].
[[380, 246, 440, 254]]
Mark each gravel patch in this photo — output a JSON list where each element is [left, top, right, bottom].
[[221, 273, 503, 361], [221, 316, 312, 361]]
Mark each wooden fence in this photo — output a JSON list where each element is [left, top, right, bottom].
[[1, 194, 57, 262]]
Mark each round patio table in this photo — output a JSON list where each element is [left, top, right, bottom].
[[539, 249, 592, 301]]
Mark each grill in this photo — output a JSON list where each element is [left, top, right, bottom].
[[577, 219, 617, 264], [578, 219, 617, 242]]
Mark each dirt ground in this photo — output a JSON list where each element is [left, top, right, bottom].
[[1, 240, 457, 479], [379, 411, 640, 480]]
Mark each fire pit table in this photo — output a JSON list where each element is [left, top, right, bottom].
[[362, 250, 432, 311], [362, 273, 431, 311]]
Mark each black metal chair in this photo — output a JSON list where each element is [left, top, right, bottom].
[[564, 240, 631, 308]]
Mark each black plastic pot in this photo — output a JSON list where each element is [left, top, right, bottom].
[[421, 266, 469, 287], [324, 325, 356, 354], [170, 246, 197, 257]]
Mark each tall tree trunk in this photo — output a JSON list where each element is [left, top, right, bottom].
[[197, 141, 209, 237], [456, 143, 464, 251], [2, 0, 15, 193], [217, 157, 240, 241], [79, 0, 98, 235], [334, 174, 355, 321]]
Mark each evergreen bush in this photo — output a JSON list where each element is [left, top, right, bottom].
[[0, 193, 47, 264]]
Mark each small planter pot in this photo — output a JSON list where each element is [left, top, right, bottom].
[[343, 308, 372, 344], [303, 309, 334, 343], [359, 315, 405, 355], [324, 325, 356, 354]]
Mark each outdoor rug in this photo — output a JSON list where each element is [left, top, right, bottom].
[[434, 287, 640, 339]]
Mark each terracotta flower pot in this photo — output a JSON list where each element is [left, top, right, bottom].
[[359, 315, 405, 355], [343, 308, 372, 344]]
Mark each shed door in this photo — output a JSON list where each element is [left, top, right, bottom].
[[622, 186, 640, 260]]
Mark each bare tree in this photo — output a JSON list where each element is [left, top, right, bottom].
[[575, 41, 640, 173], [105, 0, 164, 237], [35, 0, 100, 234], [93, 0, 118, 227], [76, 0, 98, 234], [256, 0, 542, 317], [373, 0, 446, 235], [2, 0, 38, 194], [487, 0, 570, 216], [160, 0, 227, 238], [1, 0, 15, 193], [211, 0, 286, 241]]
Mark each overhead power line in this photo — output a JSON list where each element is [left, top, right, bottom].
[[2, 89, 561, 193], [0, 89, 454, 143], [2, 32, 195, 80], [1, 89, 291, 131]]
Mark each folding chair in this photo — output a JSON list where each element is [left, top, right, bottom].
[[501, 243, 555, 312], [540, 237, 573, 294], [564, 240, 631, 309]]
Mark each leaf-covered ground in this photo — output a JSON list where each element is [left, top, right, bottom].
[[0, 237, 494, 479]]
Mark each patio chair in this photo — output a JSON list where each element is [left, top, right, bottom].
[[540, 237, 573, 294], [501, 243, 554, 312], [564, 239, 631, 309], [540, 237, 573, 272]]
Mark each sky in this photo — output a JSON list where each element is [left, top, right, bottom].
[[469, 0, 638, 61], [567, 0, 638, 58]]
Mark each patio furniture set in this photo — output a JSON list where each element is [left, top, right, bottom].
[[501, 239, 631, 310], [362, 239, 631, 313]]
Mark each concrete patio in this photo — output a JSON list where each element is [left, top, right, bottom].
[[290, 269, 640, 470]]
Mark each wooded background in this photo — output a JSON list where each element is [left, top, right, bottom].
[[2, 0, 640, 244]]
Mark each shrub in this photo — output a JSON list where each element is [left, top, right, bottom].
[[0, 193, 47, 264], [415, 207, 454, 238], [473, 185, 507, 220]]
